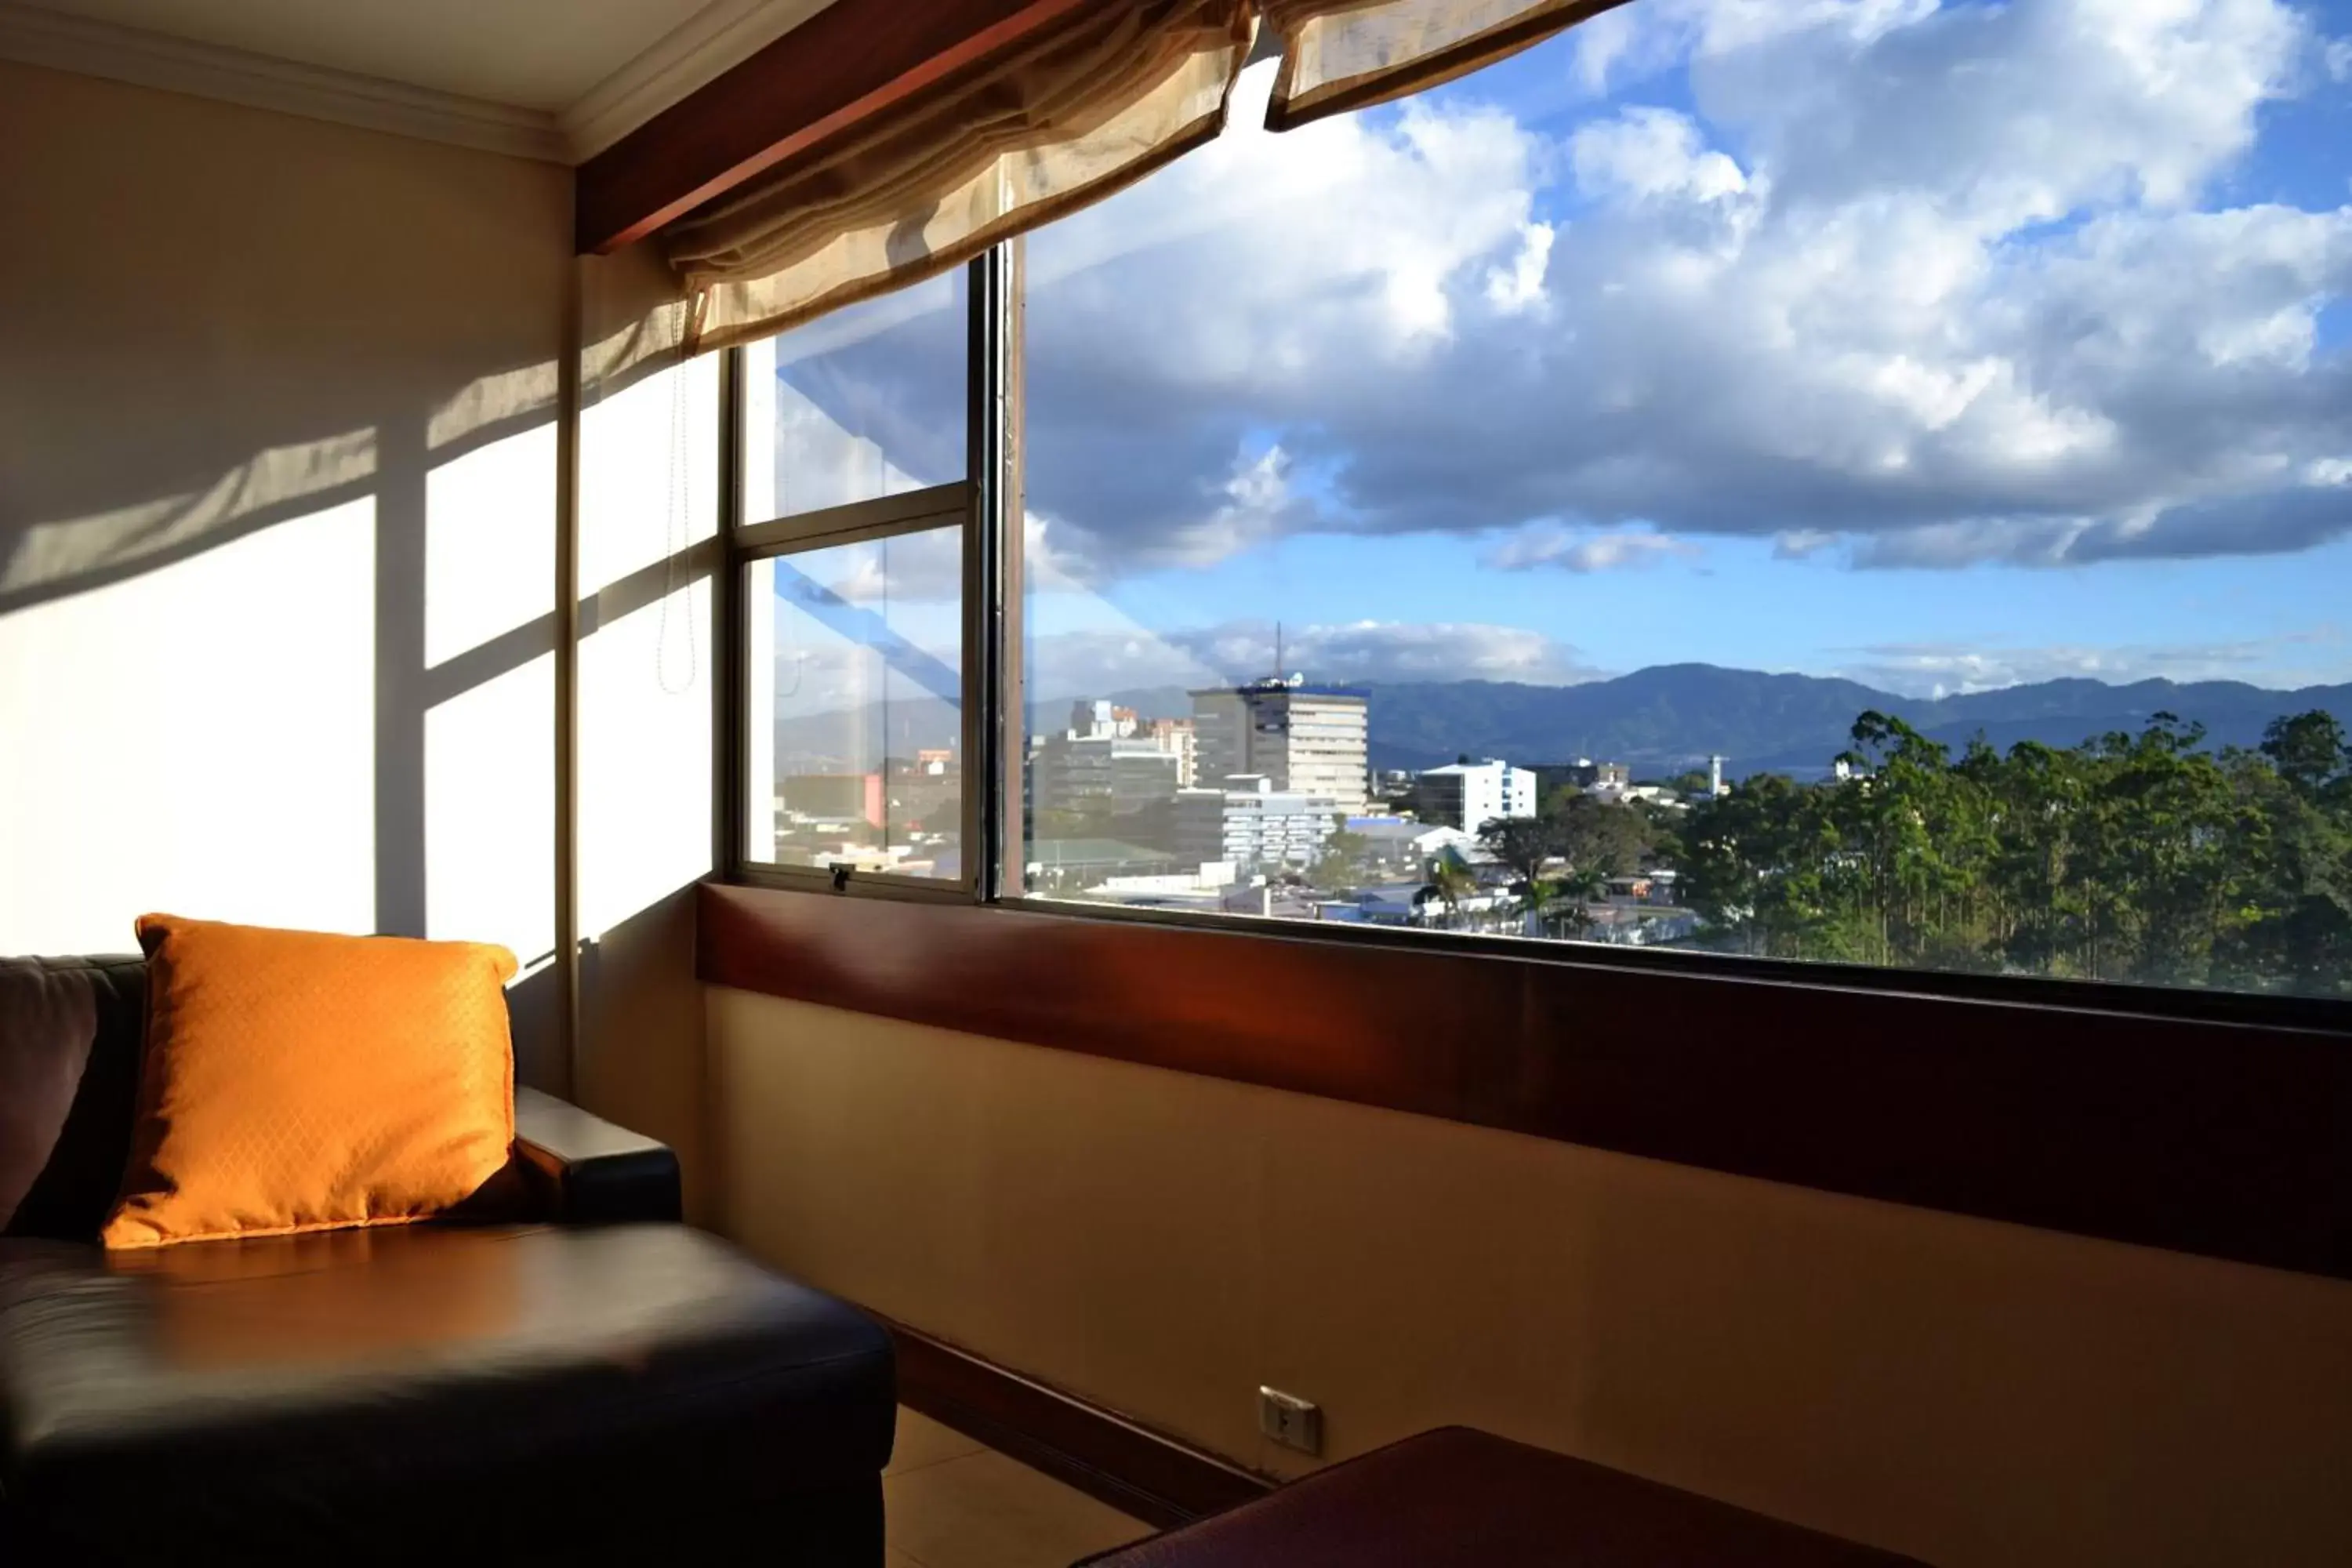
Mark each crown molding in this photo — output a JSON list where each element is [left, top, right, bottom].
[[0, 1, 835, 165], [562, 0, 837, 162], [0, 3, 568, 162]]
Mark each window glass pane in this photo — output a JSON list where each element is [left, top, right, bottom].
[[1017, 13, 2352, 998], [746, 526, 964, 880], [741, 270, 967, 524]]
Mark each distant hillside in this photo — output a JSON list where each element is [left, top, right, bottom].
[[775, 665, 2350, 782], [1362, 666, 2352, 779]]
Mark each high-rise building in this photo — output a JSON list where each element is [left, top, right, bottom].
[[1032, 733, 1182, 815], [1174, 775, 1341, 874], [1033, 699, 1192, 817], [1415, 760, 1537, 832], [1189, 678, 1367, 814]]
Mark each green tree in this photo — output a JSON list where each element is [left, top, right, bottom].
[[1554, 793, 1653, 880], [1476, 815, 1562, 891], [2226, 712, 2352, 995], [2260, 711, 2349, 796], [1428, 857, 1479, 930], [1316, 821, 1375, 891]]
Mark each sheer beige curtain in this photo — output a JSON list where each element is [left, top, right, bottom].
[[668, 0, 1251, 354], [1257, 0, 1635, 129], [662, 0, 1632, 351]]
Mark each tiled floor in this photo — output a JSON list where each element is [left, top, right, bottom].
[[884, 1406, 1155, 1568]]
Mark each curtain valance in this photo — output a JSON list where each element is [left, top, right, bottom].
[[666, 0, 1633, 351]]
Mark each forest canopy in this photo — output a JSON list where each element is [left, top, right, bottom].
[[1672, 710, 2351, 997]]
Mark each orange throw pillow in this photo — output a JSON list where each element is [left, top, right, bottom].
[[102, 915, 517, 1250]]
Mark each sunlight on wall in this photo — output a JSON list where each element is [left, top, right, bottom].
[[577, 325, 719, 942], [579, 584, 713, 941], [418, 411, 558, 962], [423, 423, 557, 669], [426, 361, 561, 452], [0, 498, 377, 952], [426, 651, 556, 960], [1, 430, 377, 601], [580, 326, 720, 597]]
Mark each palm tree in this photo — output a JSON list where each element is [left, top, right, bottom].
[[1531, 866, 1605, 939], [1428, 857, 1478, 930]]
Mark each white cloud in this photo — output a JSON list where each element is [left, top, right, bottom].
[[1203, 619, 1599, 684], [1568, 107, 1748, 205], [1774, 528, 1841, 559], [793, 527, 964, 606], [822, 2, 2352, 579], [1024, 618, 1602, 699], [1573, 0, 1942, 95], [1484, 524, 1701, 572], [1484, 221, 1555, 313], [1836, 627, 2350, 697]]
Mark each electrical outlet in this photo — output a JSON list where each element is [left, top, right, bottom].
[[1258, 1386, 1322, 1455]]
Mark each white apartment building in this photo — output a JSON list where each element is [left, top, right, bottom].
[[1416, 760, 1537, 832], [1174, 775, 1341, 874], [1190, 679, 1368, 813]]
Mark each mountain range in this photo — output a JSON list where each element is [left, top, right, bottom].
[[1047, 665, 2352, 779], [779, 665, 2352, 781], [1358, 666, 2352, 778]]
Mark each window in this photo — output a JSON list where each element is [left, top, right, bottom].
[[736, 274, 975, 890], [745, 526, 967, 880], [1011, 11, 2352, 999], [734, 3, 2352, 1004]]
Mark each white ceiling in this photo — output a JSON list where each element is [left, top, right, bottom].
[[0, 0, 837, 160], [20, 0, 722, 110]]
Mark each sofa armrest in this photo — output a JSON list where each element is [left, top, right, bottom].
[[512, 1087, 683, 1224]]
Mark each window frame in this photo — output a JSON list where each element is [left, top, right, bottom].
[[720, 273, 991, 904], [716, 252, 2352, 1026]]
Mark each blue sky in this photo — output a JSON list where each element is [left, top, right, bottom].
[[778, 0, 2352, 701]]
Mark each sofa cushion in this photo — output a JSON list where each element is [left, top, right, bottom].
[[0, 956, 146, 1240], [0, 1222, 897, 1560], [104, 916, 518, 1249]]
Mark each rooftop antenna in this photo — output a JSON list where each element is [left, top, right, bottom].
[[1274, 620, 1283, 681]]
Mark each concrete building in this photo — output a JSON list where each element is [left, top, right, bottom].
[[1416, 760, 1537, 832], [1345, 815, 1479, 871], [1024, 838, 1176, 889], [1068, 699, 1138, 739], [1032, 733, 1182, 816], [1142, 717, 1198, 788], [1532, 758, 1629, 799], [1190, 678, 1368, 813], [1174, 775, 1341, 874], [781, 772, 884, 827]]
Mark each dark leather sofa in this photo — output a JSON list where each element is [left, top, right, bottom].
[[0, 955, 897, 1565]]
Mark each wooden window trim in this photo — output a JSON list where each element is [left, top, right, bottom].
[[575, 0, 1092, 255], [699, 879, 2352, 1283]]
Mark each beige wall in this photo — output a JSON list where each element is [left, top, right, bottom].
[[0, 61, 572, 1079], [712, 985, 2352, 1568], [569, 239, 720, 1218]]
